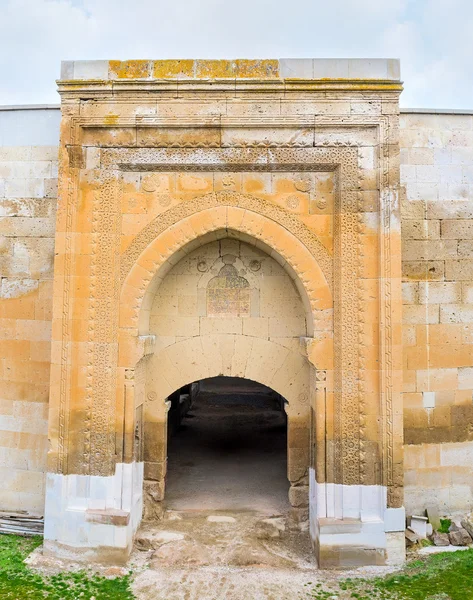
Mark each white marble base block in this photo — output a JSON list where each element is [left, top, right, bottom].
[[309, 469, 406, 567], [43, 462, 143, 563]]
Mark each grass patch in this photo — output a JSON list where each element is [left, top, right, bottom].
[[438, 519, 452, 534], [0, 534, 135, 599], [305, 548, 473, 599]]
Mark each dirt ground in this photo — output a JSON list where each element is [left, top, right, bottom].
[[130, 508, 397, 600]]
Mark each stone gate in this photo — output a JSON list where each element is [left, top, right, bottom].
[[43, 58, 405, 567]]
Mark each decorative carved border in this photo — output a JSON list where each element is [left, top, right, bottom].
[[379, 117, 399, 505], [100, 145, 362, 486], [57, 118, 78, 474], [56, 114, 399, 495], [120, 189, 333, 291], [88, 175, 122, 475]]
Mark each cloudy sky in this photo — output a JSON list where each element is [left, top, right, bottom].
[[0, 0, 472, 109]]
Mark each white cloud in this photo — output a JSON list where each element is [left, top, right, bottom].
[[0, 0, 471, 107]]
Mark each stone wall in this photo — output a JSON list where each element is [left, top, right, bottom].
[[401, 112, 473, 516], [0, 107, 60, 513], [149, 238, 307, 352], [1, 101, 473, 523]]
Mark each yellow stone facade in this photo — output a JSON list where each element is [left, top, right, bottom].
[[0, 59, 413, 567]]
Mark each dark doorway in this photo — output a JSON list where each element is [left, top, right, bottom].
[[165, 376, 289, 514]]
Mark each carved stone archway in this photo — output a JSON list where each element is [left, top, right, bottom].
[[45, 58, 404, 568], [140, 334, 312, 519], [116, 207, 331, 527]]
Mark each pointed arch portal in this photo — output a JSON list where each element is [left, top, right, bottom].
[[45, 61, 405, 568]]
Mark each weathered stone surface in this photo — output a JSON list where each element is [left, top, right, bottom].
[[461, 515, 473, 538], [136, 530, 184, 551], [426, 505, 441, 531], [207, 516, 237, 523], [254, 517, 286, 540], [288, 486, 309, 508], [432, 532, 450, 546], [405, 529, 419, 546], [151, 540, 212, 567], [228, 545, 294, 568], [448, 528, 472, 546]]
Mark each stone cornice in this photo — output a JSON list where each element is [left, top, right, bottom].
[[57, 78, 403, 97], [57, 58, 403, 97]]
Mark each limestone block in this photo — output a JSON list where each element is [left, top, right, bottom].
[[310, 58, 400, 80], [415, 165, 438, 182], [458, 240, 473, 258], [403, 305, 439, 324], [5, 179, 45, 199], [461, 516, 473, 538], [177, 295, 198, 317], [446, 260, 473, 281], [279, 59, 314, 79], [416, 368, 458, 392], [200, 317, 242, 336], [242, 317, 269, 338], [407, 148, 435, 165], [438, 165, 464, 184], [462, 283, 473, 303], [402, 282, 419, 304], [0, 217, 54, 238], [245, 337, 290, 386], [143, 461, 166, 482], [288, 485, 309, 508], [402, 326, 416, 346], [449, 528, 472, 546], [0, 197, 54, 218], [402, 260, 444, 281], [0, 278, 39, 299], [153, 316, 199, 337], [418, 282, 462, 304], [403, 392, 423, 409], [151, 294, 178, 317], [402, 239, 458, 261], [401, 165, 416, 185], [0, 148, 31, 162], [402, 220, 440, 240], [29, 147, 59, 162], [427, 200, 473, 220], [386, 532, 406, 565], [417, 323, 463, 346], [254, 517, 285, 539], [463, 166, 473, 183], [225, 101, 280, 118], [400, 194, 425, 220], [61, 60, 109, 80], [165, 337, 210, 385], [458, 367, 473, 390], [268, 317, 305, 337], [432, 532, 449, 546], [441, 219, 473, 239], [405, 182, 439, 202], [440, 304, 473, 324]]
